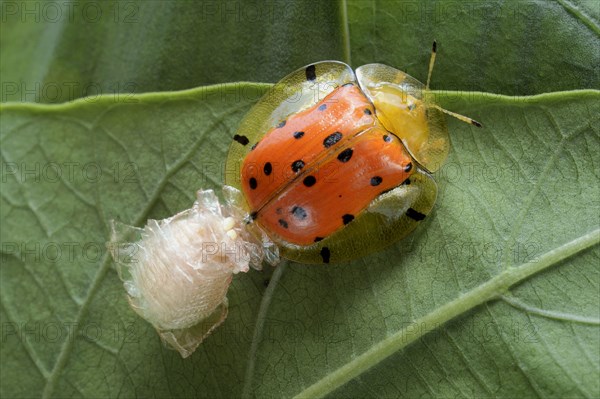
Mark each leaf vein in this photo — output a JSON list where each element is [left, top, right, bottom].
[[501, 294, 600, 325], [293, 229, 600, 398]]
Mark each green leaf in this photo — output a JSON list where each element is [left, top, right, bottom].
[[3, 1, 598, 103], [0, 85, 269, 398], [1, 0, 348, 103], [1, 0, 599, 398], [1, 87, 599, 398], [348, 0, 600, 94]]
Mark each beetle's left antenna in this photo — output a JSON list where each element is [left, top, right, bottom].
[[426, 40, 437, 91]]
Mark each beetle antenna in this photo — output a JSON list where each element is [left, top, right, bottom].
[[425, 41, 482, 127], [430, 104, 483, 127], [425, 40, 437, 90]]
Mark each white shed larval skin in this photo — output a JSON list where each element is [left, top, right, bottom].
[[108, 187, 279, 357]]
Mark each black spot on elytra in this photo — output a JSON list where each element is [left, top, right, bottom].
[[320, 247, 331, 263], [291, 206, 308, 220], [277, 120, 286, 128], [318, 104, 327, 111], [249, 177, 257, 189], [233, 134, 249, 145], [314, 236, 324, 242], [293, 131, 305, 139], [303, 175, 316, 187], [406, 208, 426, 221], [291, 160, 305, 173], [383, 135, 392, 143], [364, 108, 372, 115], [323, 132, 342, 148], [404, 163, 413, 172], [305, 65, 317, 81], [370, 176, 383, 186], [342, 214, 354, 225], [264, 162, 272, 176], [337, 148, 353, 163], [278, 219, 289, 228]]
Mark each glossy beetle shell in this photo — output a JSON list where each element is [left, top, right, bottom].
[[226, 62, 447, 263]]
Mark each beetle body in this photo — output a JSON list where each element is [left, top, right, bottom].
[[226, 61, 453, 263]]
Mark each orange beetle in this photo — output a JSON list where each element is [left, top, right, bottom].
[[226, 43, 480, 263]]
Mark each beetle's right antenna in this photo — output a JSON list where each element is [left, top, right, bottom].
[[426, 40, 437, 91], [430, 104, 483, 127], [425, 40, 483, 128]]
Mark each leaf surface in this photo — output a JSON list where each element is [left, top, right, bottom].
[[1, 87, 598, 398], [1, 0, 599, 398], [0, 0, 348, 103]]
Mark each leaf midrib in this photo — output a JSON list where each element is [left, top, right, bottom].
[[293, 229, 600, 399], [2, 88, 600, 113], [38, 96, 254, 399], [555, 0, 600, 35], [3, 87, 596, 397]]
